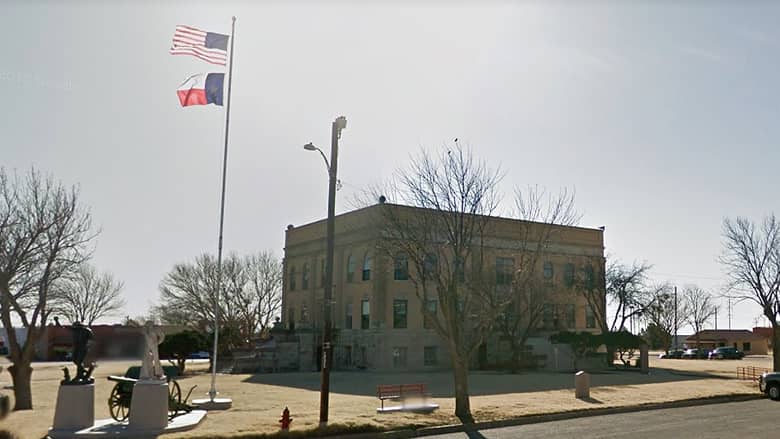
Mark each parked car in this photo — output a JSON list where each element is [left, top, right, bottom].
[[708, 346, 745, 360], [658, 349, 685, 359], [187, 351, 210, 359], [681, 348, 709, 359], [759, 371, 780, 400]]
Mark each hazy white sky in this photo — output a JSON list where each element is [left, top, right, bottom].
[[2, 1, 778, 332]]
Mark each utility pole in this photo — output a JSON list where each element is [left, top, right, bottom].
[[319, 116, 346, 428], [714, 305, 718, 330], [728, 296, 733, 329], [673, 286, 678, 349]]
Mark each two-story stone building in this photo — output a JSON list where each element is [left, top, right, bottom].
[[282, 202, 605, 371]]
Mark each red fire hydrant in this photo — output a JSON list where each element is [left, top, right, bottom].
[[279, 406, 293, 431]]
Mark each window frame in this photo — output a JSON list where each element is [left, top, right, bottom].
[[424, 346, 438, 366], [302, 263, 310, 290], [424, 299, 437, 329], [496, 257, 515, 286], [346, 254, 355, 283], [394, 253, 409, 280], [564, 263, 575, 287], [360, 299, 370, 330], [393, 299, 408, 329], [362, 253, 372, 281], [543, 261, 554, 280], [288, 266, 297, 291]]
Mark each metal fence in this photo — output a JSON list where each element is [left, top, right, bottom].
[[736, 366, 770, 381]]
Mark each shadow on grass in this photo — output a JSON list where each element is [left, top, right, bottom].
[[241, 367, 726, 398], [576, 396, 603, 404]]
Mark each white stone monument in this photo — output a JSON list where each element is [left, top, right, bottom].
[[129, 322, 168, 431]]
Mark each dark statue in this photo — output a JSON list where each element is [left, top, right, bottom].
[[55, 317, 95, 385]]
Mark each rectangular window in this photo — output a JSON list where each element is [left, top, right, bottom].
[[346, 255, 355, 283], [454, 256, 466, 282], [362, 255, 372, 281], [584, 265, 595, 289], [288, 307, 295, 328], [289, 267, 296, 291], [564, 304, 575, 329], [424, 299, 438, 329], [542, 303, 554, 329], [496, 257, 514, 285], [345, 303, 353, 329], [424, 253, 437, 279], [320, 259, 326, 287], [564, 263, 575, 287], [393, 346, 408, 368], [543, 261, 554, 279], [394, 254, 409, 280], [586, 305, 596, 329], [424, 346, 438, 366], [361, 299, 370, 329], [393, 299, 408, 329], [302, 263, 310, 289], [743, 342, 751, 352]]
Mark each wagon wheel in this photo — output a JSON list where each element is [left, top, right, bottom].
[[168, 380, 182, 418], [108, 384, 130, 422]]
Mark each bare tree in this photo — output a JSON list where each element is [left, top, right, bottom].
[[720, 215, 780, 371], [370, 144, 503, 422], [497, 186, 581, 372], [244, 252, 283, 334], [605, 260, 669, 332], [52, 263, 125, 325], [683, 285, 717, 349], [158, 252, 282, 349], [644, 284, 685, 352], [0, 168, 94, 410]]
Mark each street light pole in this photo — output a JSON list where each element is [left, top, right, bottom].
[[306, 116, 346, 428], [673, 286, 678, 349]]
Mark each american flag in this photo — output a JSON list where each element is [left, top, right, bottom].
[[170, 25, 228, 66]]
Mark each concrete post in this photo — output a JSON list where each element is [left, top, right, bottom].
[[640, 344, 649, 374], [575, 371, 590, 399]]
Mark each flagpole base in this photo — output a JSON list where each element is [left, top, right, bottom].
[[191, 397, 232, 410]]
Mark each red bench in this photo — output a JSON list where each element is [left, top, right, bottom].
[[377, 383, 428, 410]]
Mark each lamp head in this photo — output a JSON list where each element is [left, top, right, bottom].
[[303, 142, 316, 151], [334, 116, 347, 131]]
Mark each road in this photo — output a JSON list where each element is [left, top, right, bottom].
[[426, 399, 778, 439]]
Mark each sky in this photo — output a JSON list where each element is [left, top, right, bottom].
[[2, 1, 779, 332]]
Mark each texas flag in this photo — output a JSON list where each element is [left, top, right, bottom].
[[176, 73, 224, 107]]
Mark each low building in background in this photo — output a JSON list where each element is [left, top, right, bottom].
[[685, 329, 768, 355]]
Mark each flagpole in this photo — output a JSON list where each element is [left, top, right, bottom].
[[207, 15, 236, 408]]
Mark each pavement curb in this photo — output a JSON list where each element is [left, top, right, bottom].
[[347, 392, 764, 438]]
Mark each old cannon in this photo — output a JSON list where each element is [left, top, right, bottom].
[[106, 365, 196, 422]]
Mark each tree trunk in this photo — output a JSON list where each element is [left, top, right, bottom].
[[509, 342, 520, 374], [773, 324, 780, 372], [8, 363, 33, 410], [452, 356, 473, 423]]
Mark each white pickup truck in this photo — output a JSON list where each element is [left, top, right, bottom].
[[758, 371, 780, 400]]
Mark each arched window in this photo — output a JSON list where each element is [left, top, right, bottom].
[[288, 266, 297, 291], [346, 254, 356, 282], [302, 263, 310, 289], [362, 253, 372, 281]]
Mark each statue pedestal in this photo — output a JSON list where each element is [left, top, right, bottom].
[[52, 384, 95, 430], [128, 380, 168, 430]]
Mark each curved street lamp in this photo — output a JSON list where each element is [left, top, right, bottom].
[[304, 116, 346, 428]]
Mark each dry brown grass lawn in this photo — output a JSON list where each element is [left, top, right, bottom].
[[0, 355, 768, 439]]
